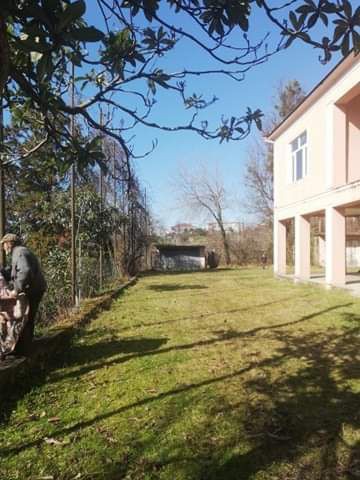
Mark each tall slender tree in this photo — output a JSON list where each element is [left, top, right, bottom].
[[244, 80, 306, 226]]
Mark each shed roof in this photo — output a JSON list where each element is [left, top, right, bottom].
[[155, 244, 205, 251]]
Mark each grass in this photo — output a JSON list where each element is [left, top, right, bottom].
[[1, 268, 360, 480]]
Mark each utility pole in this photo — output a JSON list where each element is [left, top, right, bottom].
[[99, 109, 104, 291], [0, 100, 5, 266], [70, 62, 78, 306]]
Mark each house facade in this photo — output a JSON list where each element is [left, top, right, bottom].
[[269, 53, 360, 286]]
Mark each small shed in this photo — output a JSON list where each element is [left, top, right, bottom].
[[153, 245, 206, 271]]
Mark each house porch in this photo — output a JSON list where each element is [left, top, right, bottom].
[[274, 201, 360, 288]]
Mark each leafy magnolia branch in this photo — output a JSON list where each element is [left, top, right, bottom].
[[0, 0, 359, 170]]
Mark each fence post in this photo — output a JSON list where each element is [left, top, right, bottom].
[[99, 110, 104, 291], [70, 62, 78, 307]]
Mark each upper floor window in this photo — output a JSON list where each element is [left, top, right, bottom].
[[291, 131, 307, 182]]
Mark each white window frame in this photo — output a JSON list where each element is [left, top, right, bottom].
[[290, 131, 308, 182]]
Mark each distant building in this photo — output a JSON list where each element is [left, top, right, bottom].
[[207, 222, 242, 233], [152, 244, 206, 271], [171, 223, 194, 234]]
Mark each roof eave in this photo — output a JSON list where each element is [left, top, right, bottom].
[[267, 52, 359, 142]]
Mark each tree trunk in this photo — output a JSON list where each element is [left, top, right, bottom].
[[0, 16, 8, 266], [0, 103, 5, 267], [0, 15, 9, 98], [220, 225, 231, 265]]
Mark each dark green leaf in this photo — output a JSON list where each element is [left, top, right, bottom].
[[134, 51, 145, 63], [353, 6, 360, 26], [238, 15, 249, 32], [37, 52, 52, 81], [343, 0, 352, 18], [296, 5, 313, 15], [321, 2, 338, 14], [148, 79, 156, 95], [307, 12, 319, 28], [16, 36, 51, 53], [352, 30, 360, 53], [69, 26, 104, 42], [255, 117, 262, 130], [289, 11, 298, 29], [285, 34, 296, 49], [42, 0, 59, 12], [341, 32, 350, 56], [58, 0, 86, 31], [22, 5, 51, 25], [69, 51, 82, 67], [297, 32, 311, 42], [333, 24, 347, 43], [319, 13, 328, 27]]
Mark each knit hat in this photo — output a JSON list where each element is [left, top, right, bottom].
[[0, 233, 19, 244]]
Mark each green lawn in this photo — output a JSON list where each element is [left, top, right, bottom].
[[1, 268, 360, 480]]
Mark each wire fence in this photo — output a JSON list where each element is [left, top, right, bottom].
[[4, 135, 153, 327]]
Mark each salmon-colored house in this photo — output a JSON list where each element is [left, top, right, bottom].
[[269, 53, 360, 287]]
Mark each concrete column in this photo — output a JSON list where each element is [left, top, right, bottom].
[[325, 206, 346, 285], [295, 215, 311, 280], [274, 219, 287, 275], [318, 236, 326, 266]]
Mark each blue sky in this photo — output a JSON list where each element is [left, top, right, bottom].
[[85, 3, 340, 229]]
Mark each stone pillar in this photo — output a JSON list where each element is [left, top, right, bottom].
[[274, 219, 287, 275], [295, 214, 311, 280], [325, 206, 346, 285]]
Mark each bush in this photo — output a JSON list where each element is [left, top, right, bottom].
[[38, 246, 72, 325]]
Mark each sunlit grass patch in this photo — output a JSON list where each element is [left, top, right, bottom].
[[1, 268, 359, 480]]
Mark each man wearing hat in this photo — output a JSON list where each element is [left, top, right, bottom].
[[0, 233, 47, 355]]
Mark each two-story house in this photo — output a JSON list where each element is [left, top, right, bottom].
[[269, 52, 360, 287]]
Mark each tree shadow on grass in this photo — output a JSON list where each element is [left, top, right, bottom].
[[90, 310, 360, 480], [48, 302, 352, 386], [147, 284, 208, 292], [64, 336, 168, 368], [200, 313, 360, 480], [0, 354, 288, 459], [0, 335, 168, 428], [3, 284, 301, 432], [120, 293, 313, 332], [140, 268, 234, 278], [1, 302, 355, 473], [0, 281, 140, 424]]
